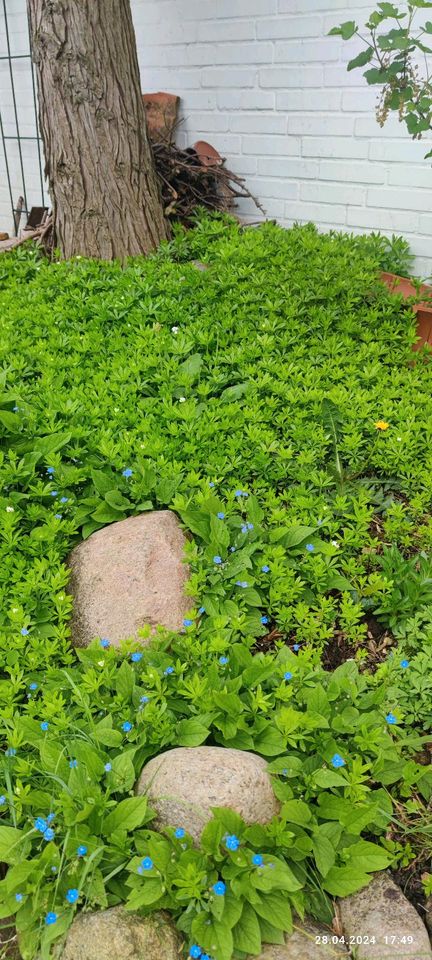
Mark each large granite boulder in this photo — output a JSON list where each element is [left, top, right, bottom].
[[40, 907, 182, 960], [248, 920, 348, 958], [135, 746, 280, 843], [67, 511, 189, 646], [338, 872, 432, 959]]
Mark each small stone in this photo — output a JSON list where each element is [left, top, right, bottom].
[[37, 907, 182, 960], [338, 872, 432, 960], [67, 511, 189, 647], [135, 746, 279, 844], [247, 920, 348, 959]]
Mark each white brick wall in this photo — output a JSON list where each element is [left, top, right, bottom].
[[0, 0, 431, 276]]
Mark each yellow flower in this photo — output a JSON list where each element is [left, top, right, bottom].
[[374, 420, 390, 430]]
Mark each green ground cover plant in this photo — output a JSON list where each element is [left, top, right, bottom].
[[0, 215, 432, 959]]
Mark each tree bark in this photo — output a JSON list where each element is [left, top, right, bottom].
[[27, 0, 169, 259]]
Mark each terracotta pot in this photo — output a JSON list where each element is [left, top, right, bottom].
[[380, 271, 432, 349], [193, 140, 223, 167]]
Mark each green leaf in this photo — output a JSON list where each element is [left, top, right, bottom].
[[0, 827, 27, 865], [313, 769, 347, 788], [108, 751, 136, 791], [176, 717, 210, 746], [220, 383, 250, 402], [91, 469, 116, 495], [312, 832, 336, 878], [0, 409, 20, 431], [126, 878, 163, 909], [116, 660, 135, 700], [192, 913, 233, 960], [91, 503, 124, 523], [328, 20, 357, 39], [104, 796, 149, 835], [178, 353, 203, 380], [343, 840, 394, 872], [258, 915, 286, 945], [200, 818, 225, 856], [254, 892, 292, 932], [232, 902, 262, 954], [105, 489, 130, 511], [347, 47, 374, 70], [322, 865, 371, 897]]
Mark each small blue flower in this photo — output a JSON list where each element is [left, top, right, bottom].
[[219, 656, 229, 665], [43, 827, 55, 841], [66, 888, 79, 904], [183, 619, 194, 628], [45, 912, 57, 926], [164, 666, 174, 675], [40, 721, 49, 732], [29, 682, 38, 691], [213, 881, 226, 896], [54, 513, 62, 519], [198, 606, 205, 614], [59, 497, 68, 504], [0, 796, 5, 805], [234, 490, 243, 497], [247, 522, 254, 530], [386, 712, 398, 725], [46, 813, 55, 824], [209, 481, 215, 487], [50, 491, 58, 497], [140, 695, 149, 704], [5, 748, 16, 757], [331, 754, 345, 768], [51, 866, 57, 873], [284, 672, 293, 681], [35, 818, 47, 833], [282, 769, 288, 776], [261, 564, 270, 573], [77, 845, 87, 856], [293, 643, 300, 652], [141, 856, 153, 870], [122, 721, 133, 732], [225, 834, 240, 851], [241, 524, 248, 533], [400, 659, 409, 668], [261, 616, 269, 624], [217, 512, 225, 519], [122, 468, 133, 478], [100, 638, 110, 648], [131, 652, 143, 662], [235, 580, 248, 588], [69, 759, 78, 768], [104, 763, 112, 772], [15, 893, 23, 902], [252, 854, 263, 866], [21, 628, 29, 636], [46, 467, 55, 474], [230, 546, 236, 552], [190, 947, 202, 959], [13, 406, 18, 412], [201, 955, 211, 960], [213, 555, 222, 565], [305, 543, 315, 552], [175, 828, 185, 838]]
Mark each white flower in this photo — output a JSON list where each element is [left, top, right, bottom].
[[331, 540, 339, 547], [5, 506, 14, 513], [12, 608, 18, 613], [97, 660, 105, 666], [179, 397, 186, 403], [397, 437, 402, 441], [140, 443, 145, 449], [114, 407, 119, 413], [171, 326, 179, 334]]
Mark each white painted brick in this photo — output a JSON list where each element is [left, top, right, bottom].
[[198, 20, 256, 41], [300, 180, 366, 206], [259, 66, 323, 88], [190, 112, 229, 132], [324, 65, 364, 88], [277, 89, 342, 112], [217, 89, 275, 110], [187, 42, 273, 66], [346, 206, 420, 233], [302, 138, 368, 159], [388, 165, 432, 190], [242, 135, 301, 156], [355, 116, 405, 139], [288, 115, 354, 137], [285, 200, 347, 224], [419, 214, 432, 235], [248, 177, 298, 199], [279, 0, 346, 10], [342, 89, 378, 112], [319, 160, 385, 185], [226, 156, 258, 175], [258, 157, 319, 179], [184, 0, 277, 18], [180, 90, 217, 110], [257, 16, 323, 39], [229, 113, 287, 134], [275, 38, 341, 62], [202, 133, 242, 155], [367, 187, 430, 213], [369, 139, 432, 162], [201, 68, 256, 88]]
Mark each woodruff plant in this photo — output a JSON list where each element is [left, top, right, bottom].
[[330, 1, 432, 158]]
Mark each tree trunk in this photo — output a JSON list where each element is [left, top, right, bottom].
[[27, 0, 169, 259]]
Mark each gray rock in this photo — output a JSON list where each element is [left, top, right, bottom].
[[136, 746, 280, 843], [67, 511, 189, 647], [42, 907, 182, 960], [248, 920, 348, 958], [339, 872, 432, 960]]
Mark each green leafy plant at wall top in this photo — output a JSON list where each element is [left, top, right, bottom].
[[330, 1, 432, 159]]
